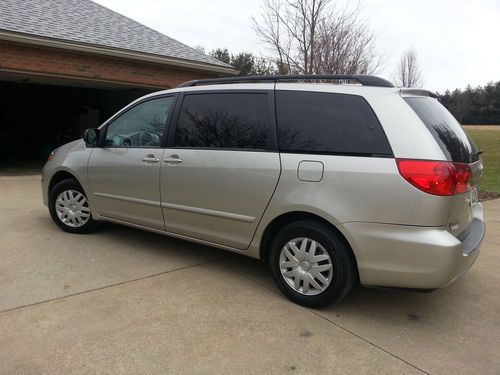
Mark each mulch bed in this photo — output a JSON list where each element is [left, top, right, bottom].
[[479, 190, 500, 202]]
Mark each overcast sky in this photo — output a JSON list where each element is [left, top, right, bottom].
[[94, 0, 499, 93]]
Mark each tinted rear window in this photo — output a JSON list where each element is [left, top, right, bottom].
[[175, 93, 271, 150], [404, 97, 479, 163], [276, 91, 392, 156]]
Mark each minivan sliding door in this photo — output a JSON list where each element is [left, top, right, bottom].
[[160, 88, 280, 249]]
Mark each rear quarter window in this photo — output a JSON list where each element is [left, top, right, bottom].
[[404, 97, 479, 163], [275, 91, 392, 156]]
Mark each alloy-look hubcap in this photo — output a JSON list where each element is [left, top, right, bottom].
[[55, 189, 91, 228], [279, 237, 334, 296]]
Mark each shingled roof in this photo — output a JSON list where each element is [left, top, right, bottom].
[[0, 0, 235, 73]]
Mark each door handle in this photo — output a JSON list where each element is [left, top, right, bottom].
[[142, 155, 160, 163], [164, 155, 183, 165]]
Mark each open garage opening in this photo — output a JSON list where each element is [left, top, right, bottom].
[[0, 76, 153, 174]]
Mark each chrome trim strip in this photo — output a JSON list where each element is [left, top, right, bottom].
[[93, 192, 160, 207], [161, 202, 256, 223]]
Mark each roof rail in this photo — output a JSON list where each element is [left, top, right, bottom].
[[177, 74, 395, 88]]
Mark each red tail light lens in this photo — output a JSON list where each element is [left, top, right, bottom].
[[396, 159, 472, 196]]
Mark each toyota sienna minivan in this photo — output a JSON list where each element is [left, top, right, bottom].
[[42, 75, 485, 307]]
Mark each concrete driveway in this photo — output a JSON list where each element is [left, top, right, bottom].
[[1, 174, 499, 374]]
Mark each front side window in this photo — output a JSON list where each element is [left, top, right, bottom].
[[174, 93, 271, 150], [105, 96, 174, 147], [276, 91, 392, 156]]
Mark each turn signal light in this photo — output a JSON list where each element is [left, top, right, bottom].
[[396, 159, 472, 196], [47, 149, 57, 161]]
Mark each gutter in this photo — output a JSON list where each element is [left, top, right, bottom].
[[0, 30, 238, 76]]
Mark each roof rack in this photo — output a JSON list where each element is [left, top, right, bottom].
[[177, 74, 394, 88]]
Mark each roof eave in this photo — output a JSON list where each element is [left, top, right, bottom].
[[0, 30, 238, 76]]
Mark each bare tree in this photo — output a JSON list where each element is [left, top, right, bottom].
[[312, 5, 383, 74], [392, 48, 424, 87], [252, 0, 383, 75]]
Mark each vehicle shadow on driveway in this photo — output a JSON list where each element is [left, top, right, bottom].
[[218, 243, 487, 325]]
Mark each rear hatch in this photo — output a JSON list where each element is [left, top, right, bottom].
[[404, 95, 482, 239]]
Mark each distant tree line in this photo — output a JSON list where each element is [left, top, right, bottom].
[[439, 81, 500, 125], [208, 48, 277, 76]]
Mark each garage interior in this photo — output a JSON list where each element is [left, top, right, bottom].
[[0, 72, 152, 170]]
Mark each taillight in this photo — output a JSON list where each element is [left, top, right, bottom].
[[396, 159, 472, 196]]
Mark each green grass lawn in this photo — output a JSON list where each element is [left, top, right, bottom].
[[466, 127, 500, 196]]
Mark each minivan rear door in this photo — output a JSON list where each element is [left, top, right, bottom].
[[160, 88, 280, 250], [404, 96, 482, 238]]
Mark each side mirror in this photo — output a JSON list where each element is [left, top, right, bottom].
[[83, 128, 100, 147]]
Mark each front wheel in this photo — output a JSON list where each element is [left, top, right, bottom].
[[48, 179, 98, 234], [268, 220, 356, 308]]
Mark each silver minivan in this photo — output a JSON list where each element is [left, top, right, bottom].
[[42, 75, 485, 307]]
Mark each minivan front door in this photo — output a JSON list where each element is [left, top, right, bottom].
[[88, 96, 175, 229], [160, 90, 280, 249]]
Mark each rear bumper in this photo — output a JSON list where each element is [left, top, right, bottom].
[[339, 203, 485, 289]]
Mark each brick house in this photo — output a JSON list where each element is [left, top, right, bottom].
[[0, 0, 235, 161]]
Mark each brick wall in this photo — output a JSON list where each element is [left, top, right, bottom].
[[0, 40, 220, 88]]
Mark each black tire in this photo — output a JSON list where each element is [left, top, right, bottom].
[[268, 220, 356, 308], [48, 178, 99, 234]]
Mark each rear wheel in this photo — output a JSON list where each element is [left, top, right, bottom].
[[49, 179, 98, 234], [268, 220, 356, 308]]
